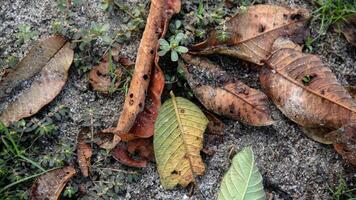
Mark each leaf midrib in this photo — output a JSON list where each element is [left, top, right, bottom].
[[265, 57, 356, 113]]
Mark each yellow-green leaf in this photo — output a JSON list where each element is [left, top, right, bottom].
[[154, 92, 208, 189], [218, 147, 265, 200]]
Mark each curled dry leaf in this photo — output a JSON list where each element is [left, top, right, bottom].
[[260, 39, 356, 130], [112, 138, 154, 168], [325, 123, 356, 166], [77, 128, 92, 177], [190, 5, 310, 65], [335, 14, 356, 47], [180, 54, 274, 126], [99, 0, 181, 150], [204, 111, 225, 136], [89, 59, 122, 94], [0, 41, 73, 126], [30, 166, 76, 200], [154, 92, 208, 189], [0, 36, 67, 99]]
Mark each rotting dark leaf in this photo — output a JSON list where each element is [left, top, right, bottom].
[[180, 54, 274, 126], [0, 42, 74, 126], [325, 123, 356, 166], [260, 39, 356, 130], [30, 166, 76, 200], [335, 14, 356, 47], [0, 36, 67, 99], [190, 5, 310, 65], [77, 128, 92, 177], [204, 111, 225, 136]]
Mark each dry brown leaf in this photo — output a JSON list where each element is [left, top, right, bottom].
[[0, 42, 73, 126], [326, 123, 356, 166], [77, 128, 92, 177], [89, 60, 122, 94], [335, 14, 356, 47], [301, 127, 333, 144], [260, 41, 356, 130], [99, 0, 181, 150], [190, 5, 310, 65], [204, 111, 225, 136], [0, 36, 67, 99], [181, 54, 274, 126], [30, 166, 76, 200]]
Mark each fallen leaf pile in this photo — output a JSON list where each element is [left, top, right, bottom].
[[1, 1, 356, 199]]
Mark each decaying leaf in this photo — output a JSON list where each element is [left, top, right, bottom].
[[99, 0, 181, 150], [30, 166, 76, 200], [218, 147, 265, 200], [0, 36, 67, 99], [180, 54, 274, 126], [326, 123, 356, 166], [77, 128, 92, 177], [112, 138, 154, 168], [345, 86, 356, 99], [0, 42, 74, 126], [89, 59, 122, 94], [260, 40, 356, 130], [335, 14, 356, 47], [154, 92, 208, 189], [191, 5, 310, 65]]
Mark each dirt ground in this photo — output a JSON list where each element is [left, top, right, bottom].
[[0, 0, 355, 199]]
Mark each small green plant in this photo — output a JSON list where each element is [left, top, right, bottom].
[[329, 176, 356, 200], [311, 0, 356, 43], [63, 184, 78, 198], [15, 24, 38, 44], [158, 33, 188, 62], [73, 23, 111, 50]]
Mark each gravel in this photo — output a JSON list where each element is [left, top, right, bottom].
[[0, 0, 355, 199]]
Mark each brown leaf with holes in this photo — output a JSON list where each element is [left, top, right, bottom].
[[325, 123, 356, 166], [30, 166, 76, 200], [0, 36, 67, 100], [335, 14, 356, 47], [190, 5, 310, 65], [260, 39, 356, 130], [77, 128, 92, 177], [180, 54, 274, 126], [0, 41, 73, 126], [99, 0, 181, 150]]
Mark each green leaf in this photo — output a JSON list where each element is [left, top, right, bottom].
[[154, 92, 209, 189], [158, 50, 168, 57], [159, 39, 170, 50], [176, 46, 188, 54], [171, 50, 179, 62], [218, 147, 265, 200], [175, 33, 185, 43]]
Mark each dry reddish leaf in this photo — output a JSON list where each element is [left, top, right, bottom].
[[326, 123, 356, 166], [30, 166, 76, 200], [0, 36, 67, 99], [112, 146, 147, 168], [99, 0, 181, 150], [0, 43, 73, 126], [181, 54, 274, 126], [190, 5, 310, 65], [89, 60, 122, 94], [77, 128, 92, 177], [335, 14, 356, 47], [260, 40, 356, 130]]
